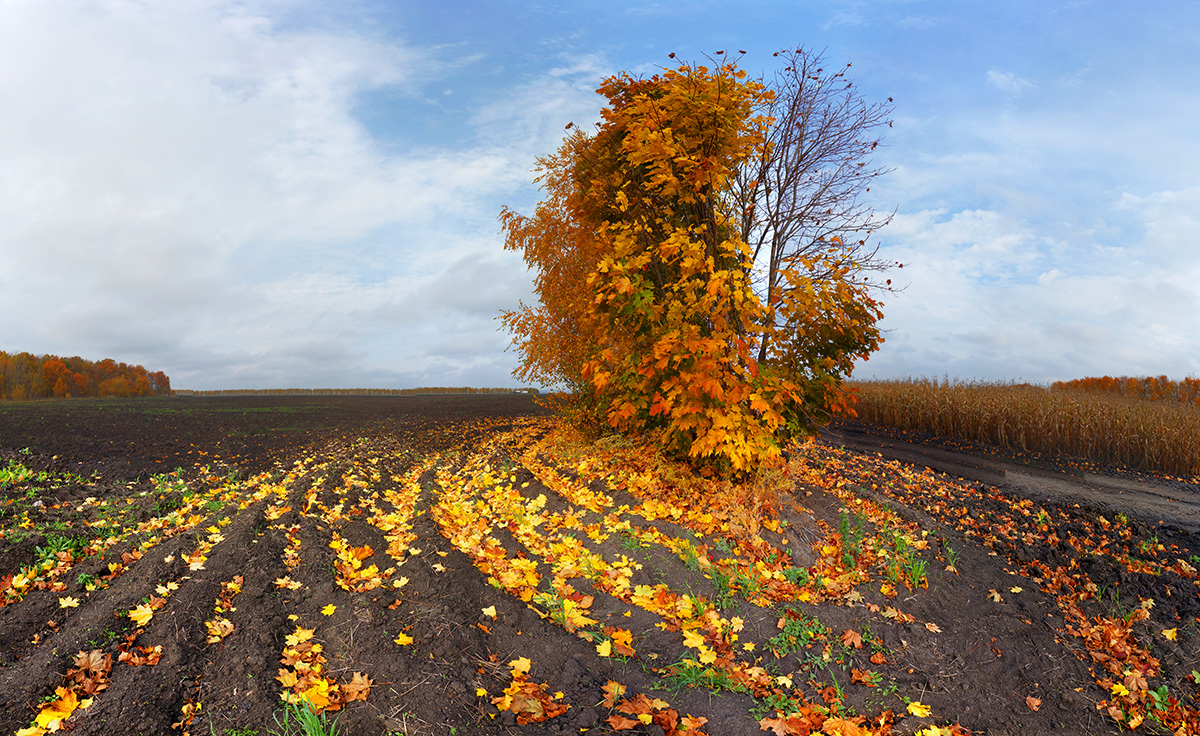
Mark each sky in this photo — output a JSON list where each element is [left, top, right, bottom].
[[1, 1, 1197, 390]]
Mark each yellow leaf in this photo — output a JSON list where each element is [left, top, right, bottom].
[[1163, 628, 1178, 641], [58, 596, 79, 608], [509, 657, 531, 675], [476, 688, 488, 697], [285, 627, 315, 646], [596, 639, 613, 657], [907, 701, 932, 718], [482, 605, 497, 619], [321, 605, 336, 616], [394, 632, 414, 645], [129, 605, 154, 626]]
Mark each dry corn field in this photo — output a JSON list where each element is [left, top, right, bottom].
[[848, 378, 1200, 478]]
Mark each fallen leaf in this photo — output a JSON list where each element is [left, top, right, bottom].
[[988, 589, 1003, 603], [342, 672, 371, 702], [482, 605, 497, 619], [129, 605, 154, 626], [596, 639, 613, 657], [509, 657, 531, 675], [608, 713, 640, 730], [1026, 695, 1041, 711], [823, 716, 869, 735], [907, 701, 932, 718], [394, 632, 414, 645], [925, 622, 942, 634], [600, 680, 626, 708], [841, 629, 863, 649], [322, 604, 336, 616], [870, 652, 887, 665], [1163, 627, 1178, 641], [59, 596, 79, 608]]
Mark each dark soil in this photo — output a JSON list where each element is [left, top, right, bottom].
[[0, 397, 1196, 735]]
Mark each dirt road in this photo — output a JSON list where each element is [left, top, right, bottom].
[[822, 421, 1200, 535]]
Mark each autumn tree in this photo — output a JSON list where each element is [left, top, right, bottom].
[[501, 52, 893, 475], [732, 47, 896, 369]]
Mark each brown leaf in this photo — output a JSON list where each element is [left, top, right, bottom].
[[343, 672, 372, 702], [1026, 696, 1041, 711], [841, 629, 863, 649], [607, 713, 640, 730], [870, 651, 887, 665], [759, 716, 797, 736]]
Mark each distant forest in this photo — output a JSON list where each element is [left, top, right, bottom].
[[0, 351, 171, 401]]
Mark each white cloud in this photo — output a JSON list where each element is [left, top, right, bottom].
[[0, 1, 578, 389], [985, 69, 1034, 94], [865, 185, 1200, 382]]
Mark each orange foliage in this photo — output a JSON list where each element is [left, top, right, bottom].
[[501, 58, 885, 476], [1053, 375, 1200, 406], [0, 351, 171, 401]]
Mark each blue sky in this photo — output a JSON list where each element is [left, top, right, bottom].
[[1, 1, 1197, 389]]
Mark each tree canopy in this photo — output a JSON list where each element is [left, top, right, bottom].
[[501, 52, 893, 476]]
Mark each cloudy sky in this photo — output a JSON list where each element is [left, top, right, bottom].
[[2, 1, 1197, 390]]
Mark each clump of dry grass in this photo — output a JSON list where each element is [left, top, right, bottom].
[[849, 378, 1200, 477]]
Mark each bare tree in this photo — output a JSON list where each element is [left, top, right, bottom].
[[733, 47, 897, 363]]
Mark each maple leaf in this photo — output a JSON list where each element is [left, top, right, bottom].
[[925, 622, 942, 634], [596, 639, 613, 657], [760, 715, 801, 735], [34, 686, 78, 730], [1163, 627, 1178, 641], [394, 632, 413, 645], [342, 672, 371, 702], [509, 657, 532, 675], [608, 713, 640, 730], [822, 716, 869, 735], [285, 627, 316, 646], [611, 631, 636, 656], [321, 604, 336, 616], [59, 596, 79, 608], [1026, 695, 1041, 711], [988, 589, 1003, 603], [850, 668, 877, 687], [841, 629, 863, 649], [129, 605, 154, 626], [482, 605, 497, 619], [907, 701, 932, 718], [205, 618, 234, 643], [870, 651, 887, 665], [600, 680, 626, 707]]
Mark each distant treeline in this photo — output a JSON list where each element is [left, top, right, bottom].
[[1051, 375, 1200, 406], [0, 351, 172, 401], [173, 387, 538, 397]]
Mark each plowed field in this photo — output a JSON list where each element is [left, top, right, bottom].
[[1, 396, 1197, 736]]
